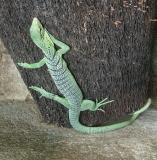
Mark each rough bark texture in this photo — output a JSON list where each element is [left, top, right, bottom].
[[0, 0, 155, 127], [149, 2, 157, 107]]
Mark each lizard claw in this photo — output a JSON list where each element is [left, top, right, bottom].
[[95, 98, 114, 111], [39, 95, 43, 99], [97, 108, 106, 113]]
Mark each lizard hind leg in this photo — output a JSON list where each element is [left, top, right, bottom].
[[81, 98, 114, 112], [81, 99, 95, 111], [29, 86, 55, 99], [29, 86, 70, 109]]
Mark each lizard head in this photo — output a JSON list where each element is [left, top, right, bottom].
[[30, 17, 55, 55], [30, 17, 45, 48]]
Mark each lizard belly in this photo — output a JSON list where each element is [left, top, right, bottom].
[[46, 57, 83, 107]]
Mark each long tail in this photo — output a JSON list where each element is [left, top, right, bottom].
[[69, 98, 151, 134]]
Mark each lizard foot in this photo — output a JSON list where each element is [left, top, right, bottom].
[[29, 86, 55, 99], [81, 98, 114, 112], [95, 98, 114, 112]]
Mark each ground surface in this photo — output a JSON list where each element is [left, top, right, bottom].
[[0, 100, 157, 160]]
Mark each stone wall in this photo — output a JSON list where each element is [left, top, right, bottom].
[[0, 39, 32, 101]]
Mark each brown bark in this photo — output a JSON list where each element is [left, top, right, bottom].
[[0, 0, 155, 127]]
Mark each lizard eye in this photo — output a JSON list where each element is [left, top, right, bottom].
[[40, 28, 44, 39]]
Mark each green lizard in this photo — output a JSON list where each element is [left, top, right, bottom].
[[18, 18, 151, 134]]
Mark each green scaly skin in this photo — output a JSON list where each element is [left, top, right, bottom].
[[18, 18, 151, 134]]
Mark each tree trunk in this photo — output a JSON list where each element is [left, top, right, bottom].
[[0, 0, 155, 127], [150, 2, 157, 106]]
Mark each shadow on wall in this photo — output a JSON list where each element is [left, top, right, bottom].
[[0, 39, 32, 101]]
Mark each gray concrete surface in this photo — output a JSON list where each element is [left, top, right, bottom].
[[0, 40, 32, 101], [0, 100, 157, 160]]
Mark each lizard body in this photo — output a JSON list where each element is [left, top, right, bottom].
[[18, 18, 151, 134]]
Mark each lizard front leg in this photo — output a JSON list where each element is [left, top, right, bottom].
[[49, 33, 70, 55], [18, 57, 46, 69]]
